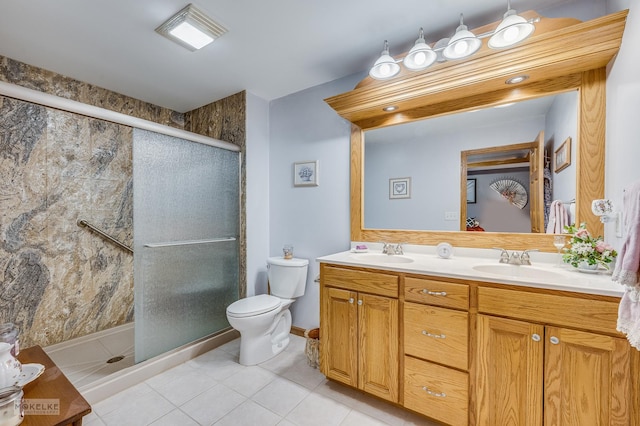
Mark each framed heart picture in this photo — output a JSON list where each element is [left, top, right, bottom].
[[389, 177, 411, 199]]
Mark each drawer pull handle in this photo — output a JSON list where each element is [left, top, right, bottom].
[[422, 289, 447, 297], [422, 386, 446, 398], [357, 300, 363, 306], [422, 330, 446, 339], [532, 333, 541, 342], [550, 336, 560, 345], [348, 298, 354, 304]]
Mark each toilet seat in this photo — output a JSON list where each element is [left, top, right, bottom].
[[226, 294, 281, 318]]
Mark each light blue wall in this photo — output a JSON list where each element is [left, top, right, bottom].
[[246, 92, 271, 297], [268, 72, 365, 329]]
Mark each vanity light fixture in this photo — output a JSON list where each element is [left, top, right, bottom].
[[368, 3, 538, 80], [403, 28, 437, 71], [506, 74, 529, 84], [369, 40, 401, 80], [155, 3, 227, 51], [442, 14, 482, 60], [488, 0, 536, 49]]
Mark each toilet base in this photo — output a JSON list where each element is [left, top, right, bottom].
[[237, 309, 292, 366]]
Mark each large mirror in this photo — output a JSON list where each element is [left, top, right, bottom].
[[330, 11, 627, 251], [363, 91, 578, 234]]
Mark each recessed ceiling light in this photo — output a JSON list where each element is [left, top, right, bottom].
[[506, 75, 529, 84], [156, 4, 227, 51], [383, 106, 398, 112]]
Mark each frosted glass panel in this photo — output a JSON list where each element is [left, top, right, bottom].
[[133, 129, 239, 363]]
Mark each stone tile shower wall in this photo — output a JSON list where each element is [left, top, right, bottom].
[[0, 56, 247, 348], [0, 95, 133, 347]]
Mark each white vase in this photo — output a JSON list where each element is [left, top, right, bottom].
[[577, 261, 598, 271], [0, 342, 21, 388]]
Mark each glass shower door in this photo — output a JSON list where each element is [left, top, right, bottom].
[[133, 129, 239, 363]]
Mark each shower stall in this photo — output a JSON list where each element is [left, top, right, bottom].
[[133, 128, 240, 363], [0, 80, 242, 390]]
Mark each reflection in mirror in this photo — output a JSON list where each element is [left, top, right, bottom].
[[363, 91, 578, 233]]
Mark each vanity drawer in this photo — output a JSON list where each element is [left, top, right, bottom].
[[404, 356, 468, 426], [478, 286, 620, 335], [322, 265, 398, 298], [404, 302, 468, 370], [405, 277, 469, 310]]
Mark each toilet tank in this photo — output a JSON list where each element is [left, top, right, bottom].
[[267, 257, 309, 299]]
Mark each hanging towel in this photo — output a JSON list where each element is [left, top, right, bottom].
[[545, 200, 569, 234], [613, 180, 640, 349]]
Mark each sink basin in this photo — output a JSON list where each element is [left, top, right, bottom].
[[472, 264, 564, 281], [349, 253, 414, 264]]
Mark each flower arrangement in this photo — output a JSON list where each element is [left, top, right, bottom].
[[562, 223, 617, 269]]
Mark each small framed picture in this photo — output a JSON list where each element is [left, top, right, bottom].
[[467, 179, 476, 204], [294, 160, 319, 186], [554, 137, 571, 172], [389, 177, 411, 199]]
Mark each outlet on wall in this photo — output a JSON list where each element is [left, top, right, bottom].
[[444, 211, 458, 221]]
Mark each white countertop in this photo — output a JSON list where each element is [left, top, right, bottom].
[[317, 245, 624, 298]]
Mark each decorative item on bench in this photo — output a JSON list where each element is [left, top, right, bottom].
[[562, 223, 617, 272], [489, 178, 528, 209]]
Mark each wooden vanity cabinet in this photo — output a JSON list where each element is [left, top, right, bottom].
[[320, 262, 637, 425], [402, 276, 470, 426], [476, 286, 634, 425], [320, 264, 399, 403]]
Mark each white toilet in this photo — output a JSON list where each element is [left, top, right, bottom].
[[226, 257, 308, 365]]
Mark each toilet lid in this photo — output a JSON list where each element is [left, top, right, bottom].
[[226, 294, 281, 318]]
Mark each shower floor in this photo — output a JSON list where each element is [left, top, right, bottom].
[[44, 323, 134, 388]]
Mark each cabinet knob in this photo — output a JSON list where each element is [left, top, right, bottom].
[[532, 333, 541, 342], [357, 300, 363, 305], [550, 336, 560, 345], [422, 386, 446, 398], [422, 289, 447, 297], [422, 330, 446, 339], [348, 298, 354, 304]]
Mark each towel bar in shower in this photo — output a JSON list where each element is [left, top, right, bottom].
[[77, 219, 133, 253]]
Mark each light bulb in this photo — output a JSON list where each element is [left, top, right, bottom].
[[503, 26, 520, 42], [379, 63, 391, 76], [413, 51, 427, 65], [454, 40, 468, 55]]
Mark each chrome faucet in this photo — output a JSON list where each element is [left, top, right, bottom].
[[381, 242, 404, 255], [493, 248, 538, 265]]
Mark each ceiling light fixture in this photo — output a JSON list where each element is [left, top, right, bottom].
[[488, 0, 536, 49], [506, 74, 529, 84], [369, 40, 401, 80], [403, 28, 437, 71], [155, 3, 227, 51], [368, 6, 538, 80], [443, 14, 482, 60]]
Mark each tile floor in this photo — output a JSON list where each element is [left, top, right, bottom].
[[82, 334, 438, 426]]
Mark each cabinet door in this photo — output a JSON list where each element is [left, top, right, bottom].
[[476, 314, 544, 426], [358, 293, 399, 402], [320, 286, 358, 387], [544, 326, 631, 425]]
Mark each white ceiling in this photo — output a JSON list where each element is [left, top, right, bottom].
[[0, 0, 607, 112]]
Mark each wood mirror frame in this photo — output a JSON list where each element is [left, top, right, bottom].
[[325, 10, 628, 252]]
